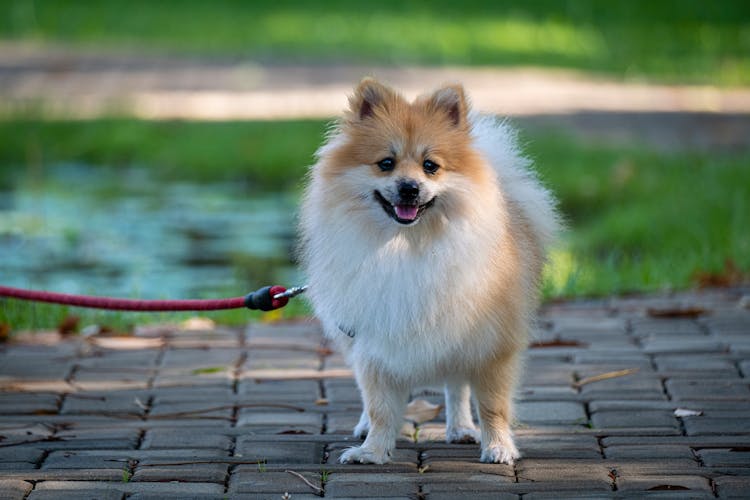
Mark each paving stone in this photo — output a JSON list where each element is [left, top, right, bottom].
[[71, 370, 151, 391], [632, 318, 704, 336], [245, 348, 320, 370], [654, 355, 738, 374], [427, 493, 518, 500], [518, 401, 586, 424], [611, 459, 703, 475], [76, 349, 160, 369], [518, 385, 579, 400], [27, 490, 123, 500], [579, 374, 666, 400], [246, 323, 322, 349], [0, 448, 45, 463], [616, 474, 712, 493], [237, 410, 322, 430], [30, 480, 223, 495], [0, 462, 38, 471], [642, 338, 724, 354], [714, 475, 750, 498], [234, 438, 323, 465], [516, 458, 612, 486], [149, 386, 234, 401], [47, 428, 141, 450], [127, 495, 229, 500], [239, 379, 320, 398], [602, 435, 750, 448], [61, 392, 148, 416], [516, 435, 602, 459], [0, 393, 60, 414], [603, 445, 695, 460], [131, 463, 228, 483], [0, 469, 123, 482], [0, 479, 32, 500], [324, 472, 419, 497], [0, 356, 73, 380], [665, 379, 750, 401], [697, 448, 750, 467], [591, 410, 679, 430], [149, 400, 233, 419], [684, 418, 750, 436], [589, 400, 677, 412], [42, 450, 225, 469], [140, 429, 233, 450], [229, 470, 322, 493]]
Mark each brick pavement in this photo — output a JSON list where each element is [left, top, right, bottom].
[[1, 287, 749, 499]]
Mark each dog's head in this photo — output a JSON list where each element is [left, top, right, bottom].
[[317, 78, 492, 229]]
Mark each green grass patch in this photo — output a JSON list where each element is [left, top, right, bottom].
[[0, 119, 325, 190], [1, 118, 748, 332], [2, 0, 749, 84]]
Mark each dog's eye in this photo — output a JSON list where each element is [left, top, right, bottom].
[[423, 159, 440, 175], [377, 157, 395, 172]]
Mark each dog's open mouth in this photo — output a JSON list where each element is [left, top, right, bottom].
[[374, 190, 435, 225]]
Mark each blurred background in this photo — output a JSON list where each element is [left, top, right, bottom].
[[1, 0, 749, 330]]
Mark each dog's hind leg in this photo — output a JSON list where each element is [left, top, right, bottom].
[[444, 380, 479, 444]]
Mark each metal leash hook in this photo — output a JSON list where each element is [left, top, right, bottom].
[[273, 285, 308, 300]]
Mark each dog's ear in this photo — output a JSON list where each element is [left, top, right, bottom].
[[349, 78, 391, 120], [428, 84, 468, 127]]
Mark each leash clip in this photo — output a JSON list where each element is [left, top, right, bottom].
[[273, 285, 308, 300]]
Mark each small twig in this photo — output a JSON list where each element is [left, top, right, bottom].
[[574, 368, 639, 388], [285, 469, 324, 496]]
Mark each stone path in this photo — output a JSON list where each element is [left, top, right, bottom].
[[1, 287, 749, 498], [3, 44, 750, 151]]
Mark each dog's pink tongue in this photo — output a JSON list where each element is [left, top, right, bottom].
[[395, 204, 419, 221]]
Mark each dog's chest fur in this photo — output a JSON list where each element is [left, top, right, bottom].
[[304, 208, 510, 381]]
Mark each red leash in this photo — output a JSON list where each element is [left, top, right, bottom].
[[0, 285, 306, 312]]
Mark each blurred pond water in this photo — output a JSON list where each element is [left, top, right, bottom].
[[0, 164, 301, 299]]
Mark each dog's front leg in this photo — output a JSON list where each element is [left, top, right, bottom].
[[471, 352, 521, 464], [340, 365, 407, 464]]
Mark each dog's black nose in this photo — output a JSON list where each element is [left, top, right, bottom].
[[398, 179, 420, 201]]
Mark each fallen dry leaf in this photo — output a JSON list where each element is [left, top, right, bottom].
[[693, 258, 746, 288], [404, 399, 443, 424], [0, 323, 10, 342], [647, 306, 707, 319], [529, 338, 587, 348], [57, 315, 80, 336]]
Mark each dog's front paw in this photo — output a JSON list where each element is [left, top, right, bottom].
[[480, 442, 520, 465], [339, 446, 390, 464], [446, 426, 480, 444]]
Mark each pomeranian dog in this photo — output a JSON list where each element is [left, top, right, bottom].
[[299, 78, 558, 464]]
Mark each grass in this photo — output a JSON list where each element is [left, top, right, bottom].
[[0, 119, 326, 190], [1, 118, 748, 332], [2, 0, 750, 84]]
